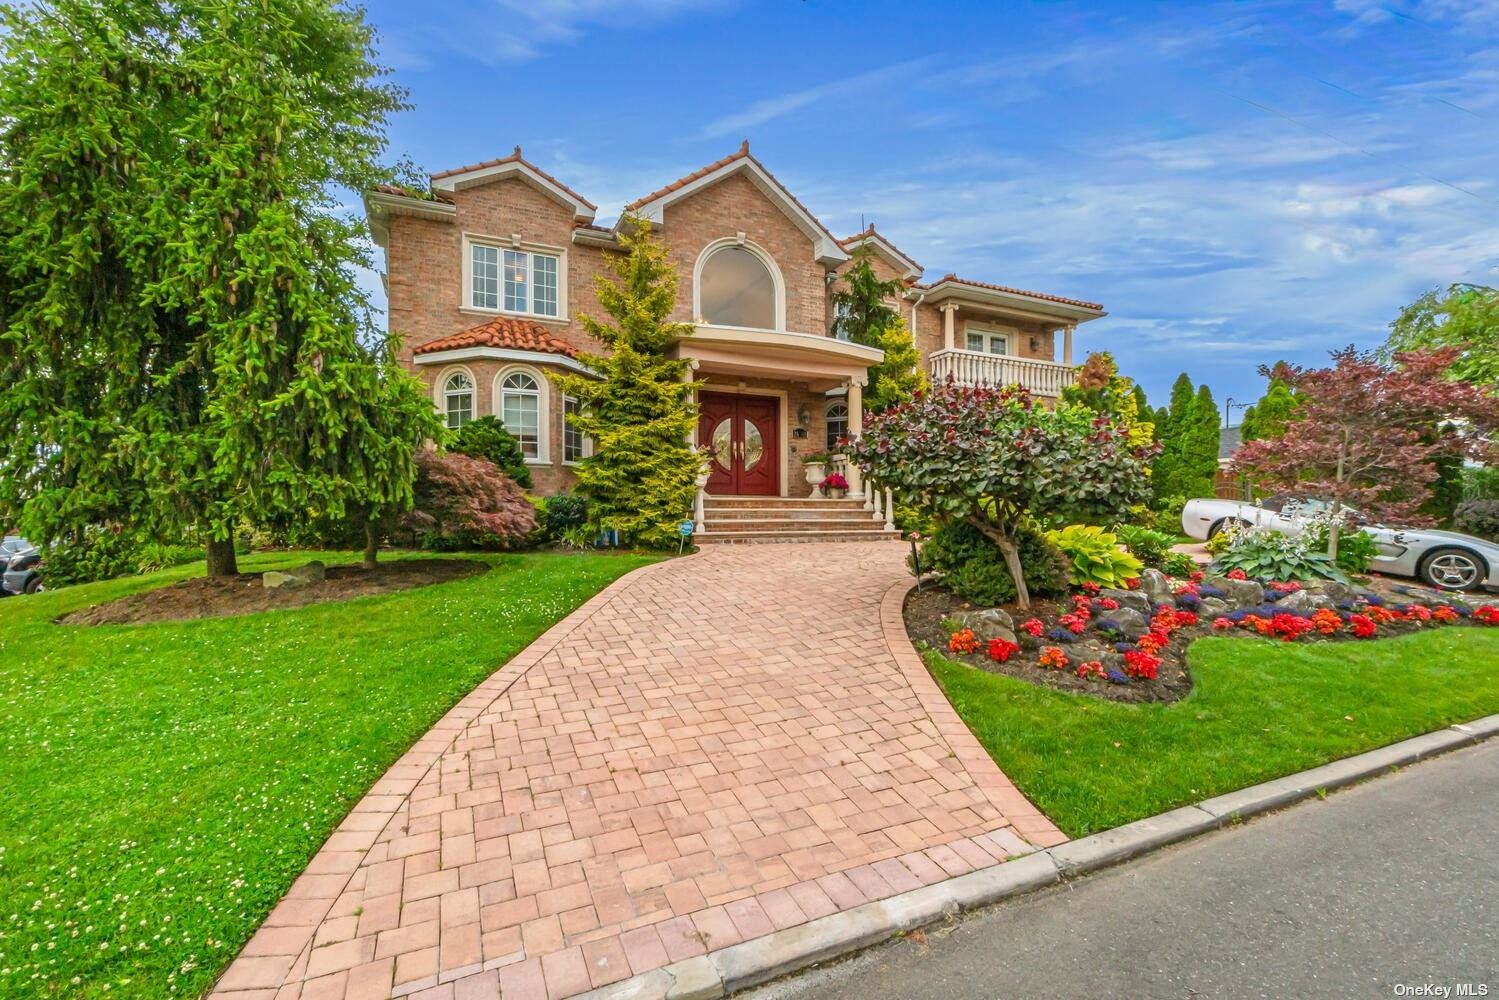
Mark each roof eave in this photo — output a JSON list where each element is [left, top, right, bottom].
[[923, 280, 1106, 323], [363, 190, 457, 249], [430, 160, 597, 224]]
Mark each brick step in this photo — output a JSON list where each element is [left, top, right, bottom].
[[704, 508, 882, 522], [702, 517, 890, 533], [703, 496, 868, 511], [697, 529, 901, 544]]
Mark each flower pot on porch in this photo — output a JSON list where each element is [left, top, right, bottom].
[[803, 462, 827, 498], [828, 487, 847, 499]]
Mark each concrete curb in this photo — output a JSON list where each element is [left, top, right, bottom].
[[575, 711, 1499, 1000]]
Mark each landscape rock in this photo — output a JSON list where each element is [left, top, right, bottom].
[[1205, 575, 1265, 608], [1278, 589, 1333, 612], [1139, 569, 1173, 609], [263, 560, 327, 590], [1099, 588, 1153, 616], [1307, 579, 1358, 604], [1095, 608, 1147, 639], [955, 608, 1017, 646], [1200, 597, 1231, 618]]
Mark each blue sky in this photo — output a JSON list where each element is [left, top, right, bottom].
[[357, 0, 1499, 419]]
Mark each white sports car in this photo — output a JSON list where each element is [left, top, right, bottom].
[[1181, 493, 1499, 592]]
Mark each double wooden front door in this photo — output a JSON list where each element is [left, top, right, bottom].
[[697, 391, 779, 496]]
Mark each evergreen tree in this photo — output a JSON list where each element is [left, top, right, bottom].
[[1182, 384, 1222, 498], [1240, 361, 1301, 443], [453, 416, 533, 490], [830, 247, 905, 346], [1061, 352, 1155, 448], [1152, 373, 1197, 498], [552, 218, 699, 549], [0, 0, 435, 576], [865, 319, 927, 413]]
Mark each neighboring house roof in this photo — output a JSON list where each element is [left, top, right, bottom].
[[838, 225, 923, 281], [918, 273, 1106, 321], [1219, 425, 1243, 463], [412, 316, 580, 359], [428, 146, 597, 222], [624, 141, 849, 266]]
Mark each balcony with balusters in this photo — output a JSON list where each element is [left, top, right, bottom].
[[927, 349, 1079, 397]]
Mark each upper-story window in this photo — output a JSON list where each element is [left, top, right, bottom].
[[699, 245, 776, 330], [468, 240, 560, 318], [443, 371, 474, 429], [966, 325, 1012, 355]]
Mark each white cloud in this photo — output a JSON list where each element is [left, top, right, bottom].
[[699, 59, 929, 138]]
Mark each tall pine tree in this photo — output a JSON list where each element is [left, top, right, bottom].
[[1241, 361, 1301, 443], [1152, 373, 1197, 499], [0, 0, 438, 575], [552, 218, 699, 549]]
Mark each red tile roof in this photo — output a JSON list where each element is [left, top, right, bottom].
[[837, 224, 922, 271], [412, 316, 580, 359], [622, 142, 844, 252], [372, 183, 453, 204], [922, 273, 1104, 312], [428, 146, 597, 211]]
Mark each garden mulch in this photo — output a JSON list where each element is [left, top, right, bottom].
[[903, 585, 1197, 704], [59, 558, 487, 625]]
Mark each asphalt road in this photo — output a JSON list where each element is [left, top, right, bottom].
[[750, 739, 1499, 1000]]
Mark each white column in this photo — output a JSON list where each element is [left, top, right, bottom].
[[941, 303, 959, 351], [847, 375, 865, 501], [1063, 325, 1075, 366]]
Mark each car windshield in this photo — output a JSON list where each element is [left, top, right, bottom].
[[1, 537, 31, 554]]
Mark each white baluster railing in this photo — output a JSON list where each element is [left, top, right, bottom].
[[928, 350, 1078, 397]]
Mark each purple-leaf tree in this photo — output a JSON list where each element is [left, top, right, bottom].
[[1231, 346, 1499, 560], [398, 448, 537, 547], [847, 380, 1156, 609]]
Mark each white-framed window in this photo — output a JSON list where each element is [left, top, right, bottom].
[[442, 370, 474, 429], [499, 369, 543, 460], [466, 237, 562, 318], [826, 400, 849, 450], [696, 241, 782, 330], [563, 395, 590, 464], [965, 324, 1013, 355]]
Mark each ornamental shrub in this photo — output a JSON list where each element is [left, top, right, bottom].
[[920, 520, 1070, 607], [540, 492, 590, 541], [452, 416, 533, 490], [1302, 522, 1381, 574], [400, 448, 537, 550], [1454, 498, 1499, 541], [1113, 524, 1177, 569], [1043, 525, 1145, 588]]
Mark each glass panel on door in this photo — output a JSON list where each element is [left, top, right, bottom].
[[741, 420, 763, 470]]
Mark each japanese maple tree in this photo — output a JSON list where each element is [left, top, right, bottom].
[[847, 381, 1156, 609], [1231, 346, 1499, 559]]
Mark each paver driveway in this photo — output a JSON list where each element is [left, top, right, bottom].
[[212, 542, 1061, 1000]]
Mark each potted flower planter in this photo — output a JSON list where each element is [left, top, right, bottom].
[[820, 471, 849, 500], [803, 455, 829, 497]]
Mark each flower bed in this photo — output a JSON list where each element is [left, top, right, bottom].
[[906, 568, 1499, 705]]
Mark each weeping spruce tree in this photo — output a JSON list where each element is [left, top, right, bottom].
[[0, 0, 440, 576], [553, 217, 700, 549]]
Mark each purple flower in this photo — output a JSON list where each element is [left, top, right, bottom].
[[1046, 627, 1076, 644], [1105, 667, 1130, 685]]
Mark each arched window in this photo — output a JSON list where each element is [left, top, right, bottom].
[[825, 399, 849, 450], [443, 371, 474, 429], [499, 370, 542, 459], [699, 245, 777, 329]]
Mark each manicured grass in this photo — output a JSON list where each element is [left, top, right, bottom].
[[0, 550, 656, 999], [929, 628, 1499, 839]]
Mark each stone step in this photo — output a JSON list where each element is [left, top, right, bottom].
[[703, 496, 868, 511], [705, 507, 882, 522], [696, 529, 902, 544], [702, 517, 890, 533]]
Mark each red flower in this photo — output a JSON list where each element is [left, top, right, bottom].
[[1212, 616, 1234, 630], [1019, 618, 1045, 638], [1123, 577, 1141, 590], [1433, 605, 1459, 623], [1348, 614, 1376, 638], [1096, 597, 1119, 611], [1123, 649, 1161, 680], [1226, 568, 1248, 581], [1476, 606, 1499, 625], [1076, 660, 1105, 680], [987, 638, 1020, 663]]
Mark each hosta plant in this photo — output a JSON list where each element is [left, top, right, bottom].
[[1044, 525, 1145, 588], [1209, 524, 1346, 583]]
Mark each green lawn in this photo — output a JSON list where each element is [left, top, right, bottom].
[[0, 550, 656, 999], [929, 627, 1499, 839]]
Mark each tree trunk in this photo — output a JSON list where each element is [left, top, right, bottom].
[[969, 516, 1031, 610], [1327, 501, 1342, 565], [363, 522, 379, 572], [206, 535, 239, 577]]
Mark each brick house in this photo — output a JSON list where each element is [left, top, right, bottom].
[[366, 142, 1105, 537]]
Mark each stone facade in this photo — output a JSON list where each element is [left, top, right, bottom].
[[371, 145, 1105, 496]]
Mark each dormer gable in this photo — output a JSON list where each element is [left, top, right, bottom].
[[430, 146, 597, 224]]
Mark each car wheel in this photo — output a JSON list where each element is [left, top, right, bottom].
[[23, 576, 42, 595], [1207, 517, 1249, 540], [1419, 548, 1485, 591]]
